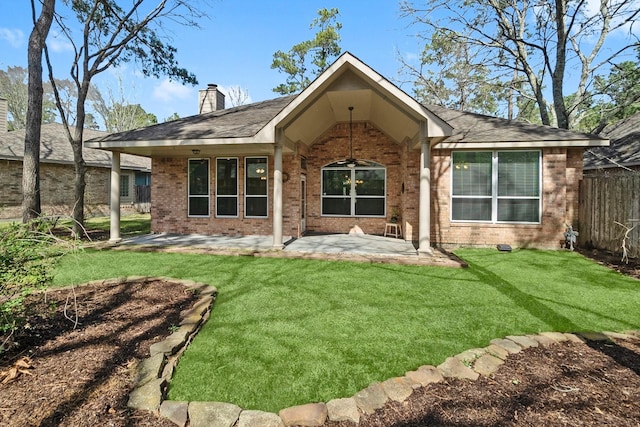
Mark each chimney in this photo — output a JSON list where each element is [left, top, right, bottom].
[[198, 83, 226, 114], [0, 97, 7, 132]]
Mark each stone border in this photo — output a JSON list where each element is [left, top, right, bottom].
[[124, 277, 639, 426]]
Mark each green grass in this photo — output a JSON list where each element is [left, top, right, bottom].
[[0, 213, 150, 237], [52, 248, 640, 412]]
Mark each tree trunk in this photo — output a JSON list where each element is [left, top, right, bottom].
[[71, 126, 86, 237], [22, 0, 55, 223]]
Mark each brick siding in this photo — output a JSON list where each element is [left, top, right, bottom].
[[148, 123, 584, 249], [0, 159, 134, 220]]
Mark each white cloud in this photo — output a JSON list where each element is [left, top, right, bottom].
[[0, 28, 24, 48], [153, 78, 193, 102], [48, 31, 73, 53]]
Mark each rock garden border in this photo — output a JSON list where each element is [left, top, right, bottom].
[[124, 276, 640, 427]]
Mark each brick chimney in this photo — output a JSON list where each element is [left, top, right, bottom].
[[0, 97, 7, 132], [198, 84, 225, 114]]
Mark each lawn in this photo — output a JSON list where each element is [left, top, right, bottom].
[[52, 248, 640, 413]]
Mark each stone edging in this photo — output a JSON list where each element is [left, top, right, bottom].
[[125, 277, 639, 426]]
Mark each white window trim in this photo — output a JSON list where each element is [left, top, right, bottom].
[[321, 164, 387, 218], [450, 150, 542, 224], [188, 157, 210, 218], [215, 157, 239, 218], [244, 156, 269, 219]]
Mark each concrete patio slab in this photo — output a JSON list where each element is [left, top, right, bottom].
[[111, 232, 464, 267]]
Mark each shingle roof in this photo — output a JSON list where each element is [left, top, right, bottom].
[[0, 123, 150, 170], [583, 112, 640, 170], [88, 96, 296, 143], [87, 94, 604, 147], [425, 104, 605, 144]]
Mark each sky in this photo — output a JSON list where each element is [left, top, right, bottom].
[[0, 1, 421, 124]]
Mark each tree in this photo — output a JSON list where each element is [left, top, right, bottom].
[[22, 0, 56, 223], [399, 28, 506, 116], [271, 8, 342, 95], [573, 54, 640, 133], [401, 0, 640, 129], [164, 112, 180, 122], [91, 78, 158, 132], [226, 85, 250, 107], [44, 0, 206, 236], [0, 66, 56, 130]]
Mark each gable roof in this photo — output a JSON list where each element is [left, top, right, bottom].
[[427, 105, 608, 149], [85, 52, 608, 156], [584, 112, 640, 170], [0, 123, 150, 171]]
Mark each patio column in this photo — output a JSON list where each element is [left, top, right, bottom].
[[418, 124, 432, 254], [109, 151, 121, 243], [272, 141, 284, 249]]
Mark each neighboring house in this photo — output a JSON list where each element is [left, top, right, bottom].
[[0, 98, 151, 219], [583, 112, 640, 174], [86, 52, 608, 250]]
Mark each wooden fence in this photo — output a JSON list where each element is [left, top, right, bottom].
[[578, 173, 640, 258], [134, 185, 151, 214]]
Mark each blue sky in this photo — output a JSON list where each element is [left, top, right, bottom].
[[0, 1, 420, 123]]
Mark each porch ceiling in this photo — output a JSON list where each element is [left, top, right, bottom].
[[278, 70, 424, 147]]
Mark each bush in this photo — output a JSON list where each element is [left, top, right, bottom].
[[0, 220, 67, 334]]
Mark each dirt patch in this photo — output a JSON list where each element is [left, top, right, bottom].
[[0, 279, 195, 427], [0, 250, 638, 426]]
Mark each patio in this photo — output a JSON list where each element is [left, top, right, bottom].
[[113, 232, 464, 267]]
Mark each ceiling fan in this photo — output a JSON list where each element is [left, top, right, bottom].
[[335, 106, 372, 168]]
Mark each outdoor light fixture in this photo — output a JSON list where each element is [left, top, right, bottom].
[[192, 149, 201, 155]]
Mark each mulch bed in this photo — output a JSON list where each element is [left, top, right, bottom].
[[0, 250, 638, 426], [0, 279, 194, 427]]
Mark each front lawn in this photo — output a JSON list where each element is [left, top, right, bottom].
[[52, 248, 640, 413]]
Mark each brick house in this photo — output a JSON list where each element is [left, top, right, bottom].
[[86, 53, 608, 250], [0, 98, 151, 219]]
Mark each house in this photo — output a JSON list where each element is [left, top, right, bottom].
[[86, 52, 608, 250], [583, 112, 640, 174], [0, 97, 151, 219]]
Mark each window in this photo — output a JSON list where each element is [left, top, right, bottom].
[[188, 158, 210, 217], [451, 151, 541, 223], [321, 162, 386, 217], [245, 157, 268, 217], [119, 175, 130, 198], [216, 158, 238, 217]]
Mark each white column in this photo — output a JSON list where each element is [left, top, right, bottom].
[[418, 125, 432, 254], [272, 142, 284, 249], [109, 151, 121, 243]]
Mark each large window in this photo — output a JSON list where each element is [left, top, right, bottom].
[[216, 158, 238, 217], [321, 163, 386, 217], [245, 157, 268, 217], [451, 151, 541, 223], [188, 158, 210, 217]]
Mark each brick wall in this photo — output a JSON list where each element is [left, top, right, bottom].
[[305, 122, 405, 235], [151, 156, 299, 236], [0, 159, 131, 219], [147, 125, 583, 249], [431, 147, 579, 249]]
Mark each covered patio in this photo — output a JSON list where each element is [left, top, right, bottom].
[[112, 232, 463, 267]]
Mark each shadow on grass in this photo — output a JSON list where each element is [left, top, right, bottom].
[[464, 258, 581, 332]]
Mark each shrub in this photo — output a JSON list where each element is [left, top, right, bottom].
[[0, 220, 68, 334]]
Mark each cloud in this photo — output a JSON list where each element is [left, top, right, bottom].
[[153, 78, 193, 102], [0, 28, 24, 48], [48, 31, 73, 53]]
